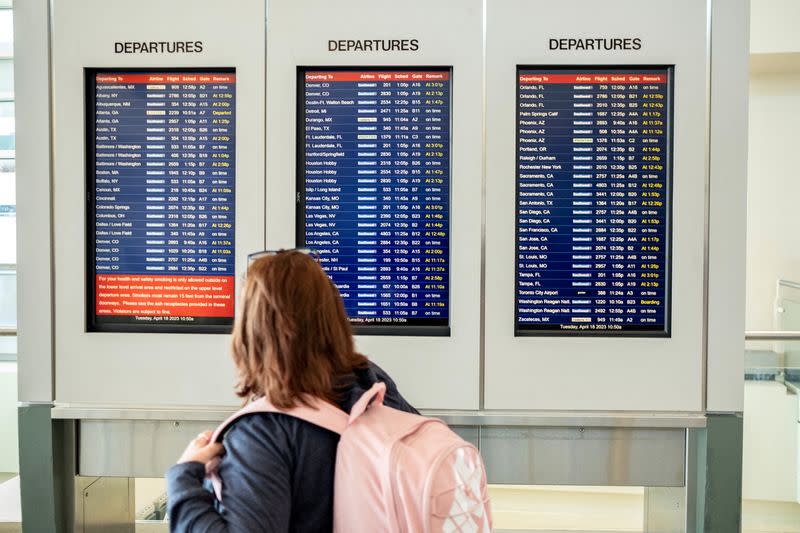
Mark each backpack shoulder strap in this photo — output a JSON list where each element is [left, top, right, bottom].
[[211, 395, 349, 444], [285, 399, 350, 435], [211, 380, 388, 443], [348, 382, 386, 423]]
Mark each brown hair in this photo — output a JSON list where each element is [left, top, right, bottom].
[[231, 251, 369, 408]]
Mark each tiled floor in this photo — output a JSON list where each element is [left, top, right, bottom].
[[488, 486, 800, 533], [742, 499, 800, 533], [0, 476, 20, 533], [2, 478, 799, 532], [489, 486, 643, 531]]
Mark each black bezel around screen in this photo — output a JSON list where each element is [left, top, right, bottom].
[[513, 65, 674, 338], [296, 66, 453, 337], [85, 67, 236, 334]]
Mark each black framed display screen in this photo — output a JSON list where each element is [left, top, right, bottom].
[[297, 67, 451, 336], [515, 66, 673, 336], [87, 69, 236, 333]]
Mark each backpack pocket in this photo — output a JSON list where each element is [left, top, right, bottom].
[[427, 445, 492, 533]]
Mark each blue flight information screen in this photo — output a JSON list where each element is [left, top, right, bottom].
[[515, 67, 672, 336], [87, 69, 236, 333], [298, 68, 451, 335]]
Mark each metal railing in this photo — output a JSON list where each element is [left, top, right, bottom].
[[745, 331, 800, 341], [746, 280, 800, 341]]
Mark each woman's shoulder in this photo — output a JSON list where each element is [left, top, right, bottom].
[[224, 410, 340, 457], [212, 411, 340, 531]]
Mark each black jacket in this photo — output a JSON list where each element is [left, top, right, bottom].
[[166, 362, 417, 532]]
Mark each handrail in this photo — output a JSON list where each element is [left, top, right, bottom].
[[778, 279, 800, 290], [0, 326, 16, 337], [746, 331, 800, 341]]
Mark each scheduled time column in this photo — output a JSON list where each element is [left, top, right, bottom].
[[389, 75, 416, 319]]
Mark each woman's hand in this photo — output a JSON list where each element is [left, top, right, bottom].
[[178, 430, 225, 465]]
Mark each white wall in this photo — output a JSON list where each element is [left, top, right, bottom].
[[750, 0, 800, 55], [742, 381, 799, 502], [0, 363, 18, 473], [745, 0, 800, 331], [746, 73, 800, 330]]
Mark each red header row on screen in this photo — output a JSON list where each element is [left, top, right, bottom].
[[96, 74, 236, 84], [305, 71, 449, 82], [519, 74, 667, 84]]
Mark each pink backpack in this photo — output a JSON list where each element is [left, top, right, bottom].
[[206, 382, 492, 533]]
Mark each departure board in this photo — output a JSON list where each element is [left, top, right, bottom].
[[87, 70, 236, 333], [515, 67, 672, 336], [298, 68, 451, 335]]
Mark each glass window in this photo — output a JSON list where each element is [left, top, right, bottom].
[[0, 9, 11, 57], [0, 159, 14, 265], [0, 60, 12, 100], [0, 5, 14, 343]]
